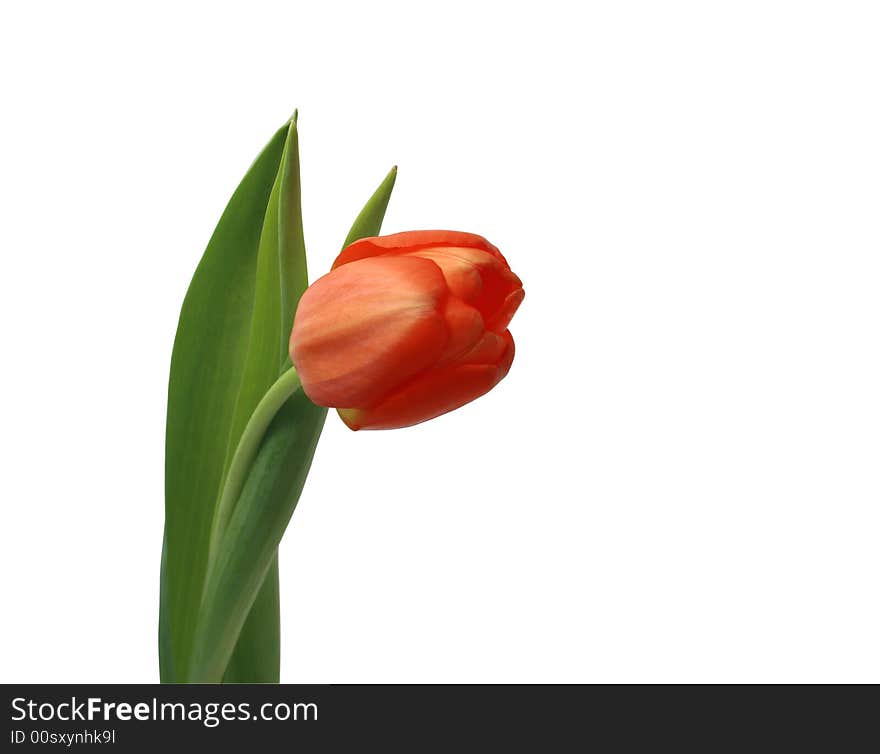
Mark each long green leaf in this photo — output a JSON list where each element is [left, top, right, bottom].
[[220, 562, 279, 683], [215, 143, 285, 684], [343, 165, 396, 248], [187, 168, 398, 682], [219, 115, 310, 683], [158, 529, 174, 680], [161, 124, 288, 682], [188, 390, 326, 683], [278, 116, 309, 362]]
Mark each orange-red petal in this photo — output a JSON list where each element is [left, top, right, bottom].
[[408, 246, 523, 326], [438, 297, 484, 364], [486, 288, 525, 333], [338, 331, 515, 430], [456, 329, 513, 367], [333, 230, 509, 270], [290, 256, 449, 408]]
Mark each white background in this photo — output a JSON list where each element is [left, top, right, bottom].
[[1, 1, 878, 683]]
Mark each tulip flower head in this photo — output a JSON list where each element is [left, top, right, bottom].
[[289, 231, 524, 429]]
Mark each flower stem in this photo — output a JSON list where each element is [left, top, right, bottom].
[[207, 366, 302, 571]]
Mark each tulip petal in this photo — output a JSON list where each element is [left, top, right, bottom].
[[457, 329, 513, 367], [486, 288, 525, 334], [409, 247, 485, 302], [439, 297, 484, 364], [333, 230, 509, 269], [291, 256, 449, 408], [409, 246, 523, 329], [338, 332, 515, 430]]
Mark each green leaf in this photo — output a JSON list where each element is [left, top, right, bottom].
[[343, 165, 397, 248], [187, 168, 398, 683], [220, 562, 280, 683], [278, 115, 309, 363], [161, 123, 288, 683], [218, 116, 310, 684], [188, 388, 326, 683], [158, 529, 174, 680], [215, 146, 285, 684]]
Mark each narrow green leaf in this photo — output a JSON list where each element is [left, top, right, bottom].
[[187, 169, 398, 683], [278, 116, 309, 363], [218, 116, 311, 683], [220, 564, 280, 683], [162, 124, 288, 682], [189, 389, 326, 683], [158, 529, 174, 681], [215, 145, 285, 684], [222, 153, 285, 471], [342, 165, 397, 248]]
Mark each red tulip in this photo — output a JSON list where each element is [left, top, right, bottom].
[[289, 231, 524, 430]]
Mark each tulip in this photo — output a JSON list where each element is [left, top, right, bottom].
[[289, 230, 524, 429]]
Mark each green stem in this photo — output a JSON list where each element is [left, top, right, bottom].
[[207, 366, 302, 570]]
